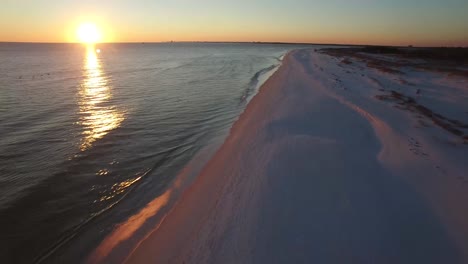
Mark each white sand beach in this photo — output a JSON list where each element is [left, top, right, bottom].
[[91, 48, 468, 264]]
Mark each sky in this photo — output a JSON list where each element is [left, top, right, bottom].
[[1, 0, 467, 46]]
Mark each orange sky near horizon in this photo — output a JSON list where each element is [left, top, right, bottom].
[[1, 0, 467, 47]]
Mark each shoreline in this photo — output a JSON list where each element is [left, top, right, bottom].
[[95, 48, 468, 263], [122, 51, 295, 263], [85, 50, 290, 263]]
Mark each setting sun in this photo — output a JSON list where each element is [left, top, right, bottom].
[[77, 23, 101, 44]]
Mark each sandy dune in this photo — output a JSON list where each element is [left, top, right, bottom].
[[93, 49, 468, 263]]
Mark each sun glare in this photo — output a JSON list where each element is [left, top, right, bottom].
[[77, 23, 101, 44]]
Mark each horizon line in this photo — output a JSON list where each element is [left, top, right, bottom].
[[0, 41, 466, 49]]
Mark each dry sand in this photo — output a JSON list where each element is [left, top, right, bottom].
[[92, 48, 468, 264]]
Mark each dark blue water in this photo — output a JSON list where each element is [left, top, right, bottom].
[[0, 42, 304, 262]]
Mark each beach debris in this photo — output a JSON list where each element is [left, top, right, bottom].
[[341, 58, 352, 65], [376, 90, 467, 139]]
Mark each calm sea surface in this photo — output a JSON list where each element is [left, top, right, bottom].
[[0, 43, 304, 262]]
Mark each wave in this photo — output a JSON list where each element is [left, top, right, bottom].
[[239, 54, 286, 104], [240, 64, 279, 103]]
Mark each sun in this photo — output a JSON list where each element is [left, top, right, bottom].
[[77, 23, 101, 44]]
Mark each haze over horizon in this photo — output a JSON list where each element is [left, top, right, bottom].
[[1, 0, 467, 46]]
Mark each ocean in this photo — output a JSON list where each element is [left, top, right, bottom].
[[0, 42, 304, 262]]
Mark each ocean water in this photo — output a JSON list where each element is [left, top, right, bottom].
[[0, 42, 302, 262]]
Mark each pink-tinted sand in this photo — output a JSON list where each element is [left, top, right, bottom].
[[91, 49, 468, 264]]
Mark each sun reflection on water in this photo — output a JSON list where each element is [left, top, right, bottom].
[[79, 46, 124, 151]]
